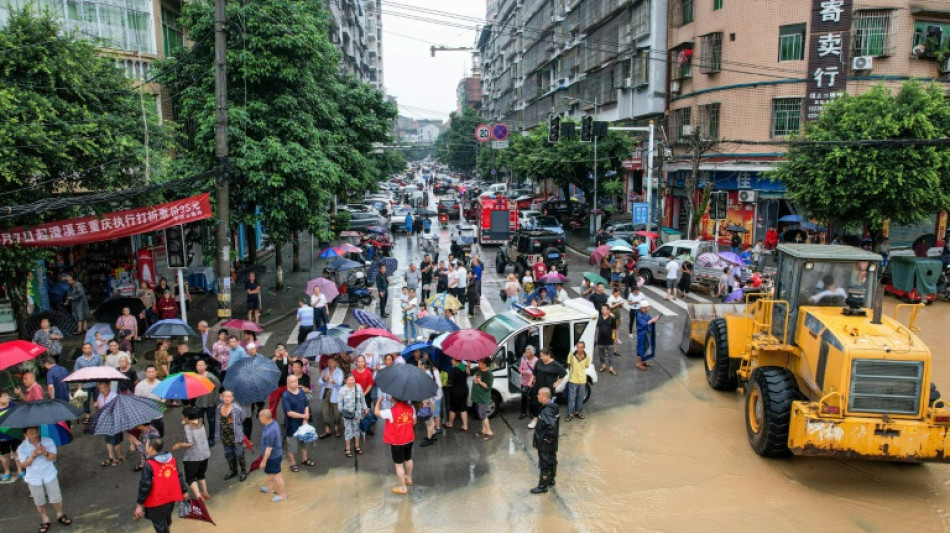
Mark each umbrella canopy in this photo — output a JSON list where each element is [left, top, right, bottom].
[[0, 399, 81, 428], [146, 319, 197, 338], [589, 244, 611, 265], [366, 225, 388, 235], [94, 297, 146, 324], [222, 356, 281, 406], [414, 315, 460, 333], [347, 328, 400, 348], [696, 252, 726, 268], [717, 252, 743, 265], [91, 394, 164, 436], [24, 311, 75, 340], [84, 323, 115, 344], [583, 272, 609, 286], [374, 364, 439, 402], [64, 365, 130, 383], [340, 230, 363, 237], [606, 239, 630, 248], [426, 292, 462, 310], [367, 258, 399, 284], [724, 225, 748, 233], [538, 272, 568, 284], [318, 246, 346, 259], [292, 335, 351, 359], [221, 319, 264, 333], [779, 214, 804, 223], [635, 231, 659, 239], [306, 323, 352, 339], [327, 258, 362, 272], [401, 343, 436, 358], [0, 421, 73, 445], [337, 243, 362, 254], [353, 309, 388, 330], [0, 340, 47, 371], [440, 329, 497, 362], [305, 277, 340, 302], [801, 222, 827, 232], [356, 337, 406, 356], [152, 372, 216, 400], [609, 244, 634, 253], [913, 234, 938, 251], [169, 352, 223, 378]]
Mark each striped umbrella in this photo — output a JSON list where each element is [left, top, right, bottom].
[[91, 395, 164, 436], [152, 372, 216, 400], [352, 309, 388, 330], [292, 335, 351, 359], [222, 356, 281, 406]]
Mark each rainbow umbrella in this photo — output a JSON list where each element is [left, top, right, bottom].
[[152, 372, 216, 400], [0, 422, 73, 445]]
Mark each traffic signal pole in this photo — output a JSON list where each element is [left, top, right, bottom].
[[213, 0, 232, 321], [610, 121, 655, 228]]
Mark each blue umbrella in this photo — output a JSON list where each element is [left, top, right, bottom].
[[222, 355, 281, 406], [84, 323, 115, 344], [145, 319, 197, 338], [523, 287, 553, 305], [327, 258, 362, 272], [414, 315, 460, 333], [367, 258, 398, 284], [801, 221, 827, 232], [353, 309, 389, 330], [318, 246, 345, 259], [401, 342, 437, 358], [779, 214, 804, 223], [91, 395, 164, 436]]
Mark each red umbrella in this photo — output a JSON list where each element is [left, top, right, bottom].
[[180, 497, 216, 525], [346, 328, 400, 348], [589, 244, 611, 265], [221, 319, 264, 333], [440, 329, 498, 362], [248, 455, 264, 473], [64, 366, 131, 383], [0, 340, 47, 371]]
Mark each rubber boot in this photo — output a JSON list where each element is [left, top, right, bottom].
[[223, 459, 238, 481], [530, 470, 550, 494], [238, 456, 248, 482], [549, 464, 557, 486]]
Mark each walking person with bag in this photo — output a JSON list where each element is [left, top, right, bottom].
[[339, 374, 368, 457], [530, 387, 560, 494], [171, 408, 212, 501], [281, 375, 313, 472]]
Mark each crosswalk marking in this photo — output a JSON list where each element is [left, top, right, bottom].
[[570, 286, 678, 317], [286, 323, 300, 345], [641, 285, 690, 312], [684, 292, 712, 303]]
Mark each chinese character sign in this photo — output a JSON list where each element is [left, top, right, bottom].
[[1, 193, 212, 247], [806, 0, 852, 121]]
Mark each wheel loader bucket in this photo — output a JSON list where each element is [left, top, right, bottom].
[[680, 303, 748, 354]]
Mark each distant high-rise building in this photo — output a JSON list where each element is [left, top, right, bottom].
[[457, 74, 483, 113], [324, 0, 376, 86], [365, 0, 384, 91]]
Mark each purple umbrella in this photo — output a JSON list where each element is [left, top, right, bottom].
[[717, 252, 743, 265], [538, 272, 568, 284], [305, 277, 340, 302]]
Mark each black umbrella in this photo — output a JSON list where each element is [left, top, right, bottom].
[[170, 352, 223, 379], [782, 229, 807, 243], [913, 234, 937, 257], [374, 364, 439, 402], [94, 297, 146, 324], [0, 399, 81, 428], [25, 311, 76, 340], [222, 356, 281, 405], [724, 225, 748, 233]]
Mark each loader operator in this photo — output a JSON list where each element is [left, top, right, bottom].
[[808, 274, 847, 305]]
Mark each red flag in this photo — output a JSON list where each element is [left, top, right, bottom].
[[242, 435, 254, 453], [180, 498, 216, 525], [248, 455, 263, 473]]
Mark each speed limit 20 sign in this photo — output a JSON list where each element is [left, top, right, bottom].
[[475, 124, 491, 143]]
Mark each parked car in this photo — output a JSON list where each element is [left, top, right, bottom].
[[495, 229, 568, 275], [525, 214, 564, 235], [609, 222, 660, 243], [342, 209, 386, 232], [518, 210, 541, 230], [390, 206, 415, 233]]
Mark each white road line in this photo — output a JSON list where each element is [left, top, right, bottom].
[[641, 285, 689, 312], [684, 292, 712, 303], [479, 292, 495, 321], [286, 323, 300, 345], [330, 302, 349, 324], [391, 289, 404, 338]]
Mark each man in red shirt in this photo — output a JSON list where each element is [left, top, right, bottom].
[[16, 371, 45, 403], [134, 438, 188, 533], [532, 257, 547, 283], [375, 396, 415, 495]]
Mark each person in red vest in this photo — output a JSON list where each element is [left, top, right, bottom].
[[134, 437, 189, 533], [375, 396, 416, 495]]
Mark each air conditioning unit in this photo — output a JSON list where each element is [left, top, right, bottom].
[[939, 57, 950, 75], [681, 125, 694, 137], [852, 56, 873, 71], [738, 190, 757, 203], [556, 78, 568, 89], [670, 81, 680, 94], [623, 77, 633, 89]]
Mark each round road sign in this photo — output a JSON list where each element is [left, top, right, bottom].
[[492, 123, 509, 141], [475, 124, 492, 143]]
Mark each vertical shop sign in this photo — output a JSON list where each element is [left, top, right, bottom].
[[805, 0, 852, 121]]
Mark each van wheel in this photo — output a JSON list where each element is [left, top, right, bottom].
[[584, 380, 592, 403], [746, 367, 798, 458], [705, 318, 737, 391], [641, 269, 654, 285], [487, 391, 503, 419]]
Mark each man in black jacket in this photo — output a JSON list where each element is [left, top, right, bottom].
[[376, 264, 390, 318], [531, 387, 560, 494], [134, 438, 189, 533]]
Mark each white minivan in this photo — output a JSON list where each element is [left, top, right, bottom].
[[472, 299, 599, 417]]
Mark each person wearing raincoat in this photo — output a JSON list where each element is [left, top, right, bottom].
[[635, 302, 659, 371]]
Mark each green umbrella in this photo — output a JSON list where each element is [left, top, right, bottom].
[[583, 272, 609, 286]]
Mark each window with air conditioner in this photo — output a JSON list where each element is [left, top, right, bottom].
[[669, 107, 692, 141], [771, 98, 802, 138], [778, 23, 806, 62], [912, 21, 950, 56], [700, 32, 722, 74], [852, 10, 895, 57]]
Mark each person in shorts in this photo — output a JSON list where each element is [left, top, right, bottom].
[[245, 272, 261, 323], [18, 426, 72, 530], [376, 396, 416, 495], [172, 408, 212, 500], [472, 358, 495, 441], [0, 390, 23, 481], [664, 258, 681, 301], [258, 409, 286, 502]]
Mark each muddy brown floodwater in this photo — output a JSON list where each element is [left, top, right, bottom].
[[160, 300, 950, 533]]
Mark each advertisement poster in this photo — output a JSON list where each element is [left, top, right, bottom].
[[699, 191, 755, 247]]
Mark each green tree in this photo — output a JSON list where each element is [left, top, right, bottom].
[[0, 8, 168, 335], [770, 81, 950, 243], [435, 108, 481, 172], [369, 149, 408, 182]]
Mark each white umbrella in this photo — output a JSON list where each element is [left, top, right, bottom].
[[355, 336, 405, 355]]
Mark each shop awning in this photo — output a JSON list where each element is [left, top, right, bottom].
[[1, 193, 212, 247]]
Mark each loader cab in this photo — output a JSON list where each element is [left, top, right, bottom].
[[771, 244, 882, 343]]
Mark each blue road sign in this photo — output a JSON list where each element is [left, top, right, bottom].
[[632, 202, 649, 226], [492, 123, 509, 141]]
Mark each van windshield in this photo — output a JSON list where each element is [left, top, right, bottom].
[[477, 313, 530, 344]]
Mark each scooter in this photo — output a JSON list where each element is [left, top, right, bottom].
[[439, 212, 449, 229]]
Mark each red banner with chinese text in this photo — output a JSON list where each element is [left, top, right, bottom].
[[1, 194, 212, 247]]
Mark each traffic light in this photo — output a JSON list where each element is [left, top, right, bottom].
[[165, 224, 187, 268], [581, 115, 593, 142], [548, 115, 561, 143]]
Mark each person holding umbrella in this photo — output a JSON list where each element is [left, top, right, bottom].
[[134, 437, 189, 532], [375, 395, 416, 495], [17, 426, 72, 530], [0, 390, 24, 481], [73, 343, 102, 424], [94, 381, 126, 467]]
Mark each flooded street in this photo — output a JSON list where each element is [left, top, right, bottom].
[[161, 297, 950, 533]]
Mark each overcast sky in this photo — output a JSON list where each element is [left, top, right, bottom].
[[381, 0, 485, 121]]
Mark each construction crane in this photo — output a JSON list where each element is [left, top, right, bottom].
[[430, 45, 474, 57]]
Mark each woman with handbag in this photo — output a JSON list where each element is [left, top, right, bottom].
[[339, 374, 368, 457]]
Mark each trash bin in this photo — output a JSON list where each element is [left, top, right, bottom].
[[661, 227, 681, 244]]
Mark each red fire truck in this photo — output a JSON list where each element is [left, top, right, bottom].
[[476, 195, 517, 245]]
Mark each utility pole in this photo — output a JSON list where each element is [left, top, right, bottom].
[[213, 0, 231, 320], [592, 97, 598, 237]]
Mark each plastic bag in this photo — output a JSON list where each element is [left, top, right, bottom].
[[293, 422, 318, 443]]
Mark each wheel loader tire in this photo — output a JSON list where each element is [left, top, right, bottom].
[[704, 318, 737, 391], [746, 367, 798, 458]]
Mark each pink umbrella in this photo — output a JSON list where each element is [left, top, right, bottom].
[[340, 231, 362, 237], [337, 243, 361, 253], [221, 319, 264, 333], [538, 272, 568, 284], [589, 244, 611, 265], [440, 329, 498, 362], [0, 340, 47, 371], [64, 366, 131, 383], [305, 277, 340, 302]]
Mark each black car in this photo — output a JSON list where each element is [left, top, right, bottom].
[[438, 198, 460, 219], [433, 180, 452, 194], [541, 199, 583, 219], [495, 230, 568, 276]]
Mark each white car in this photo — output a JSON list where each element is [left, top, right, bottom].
[[518, 209, 541, 230], [473, 299, 599, 417]]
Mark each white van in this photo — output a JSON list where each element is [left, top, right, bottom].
[[472, 299, 599, 417], [487, 183, 508, 196]]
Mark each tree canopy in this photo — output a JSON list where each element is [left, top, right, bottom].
[[434, 108, 481, 173], [769, 81, 950, 236]]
